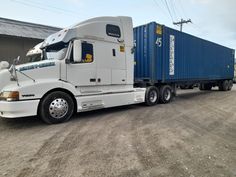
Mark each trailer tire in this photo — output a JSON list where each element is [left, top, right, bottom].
[[145, 86, 159, 106], [38, 91, 74, 124], [228, 80, 233, 91], [160, 85, 173, 104], [219, 80, 229, 91]]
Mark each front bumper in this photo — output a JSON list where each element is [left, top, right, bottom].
[[0, 100, 40, 118]]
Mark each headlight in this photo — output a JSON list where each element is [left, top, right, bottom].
[[0, 91, 19, 101]]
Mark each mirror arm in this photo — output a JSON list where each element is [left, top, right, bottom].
[[65, 41, 73, 64], [65, 59, 70, 64]]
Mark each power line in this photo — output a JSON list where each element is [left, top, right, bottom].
[[172, 0, 184, 19], [10, 0, 85, 18], [152, 0, 171, 21], [178, 0, 188, 19], [168, 0, 178, 21], [26, 0, 83, 15], [163, 0, 174, 22]]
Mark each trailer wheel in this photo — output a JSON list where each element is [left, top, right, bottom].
[[145, 86, 159, 106], [219, 80, 229, 91], [160, 85, 173, 104], [228, 80, 233, 91], [38, 91, 74, 124]]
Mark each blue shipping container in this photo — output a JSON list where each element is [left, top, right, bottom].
[[134, 22, 235, 83]]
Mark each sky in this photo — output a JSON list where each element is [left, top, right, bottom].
[[0, 0, 236, 51]]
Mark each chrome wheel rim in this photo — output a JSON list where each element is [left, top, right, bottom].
[[164, 89, 171, 101], [49, 98, 68, 119], [150, 90, 158, 103]]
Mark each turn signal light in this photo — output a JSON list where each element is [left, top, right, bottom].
[[0, 91, 19, 101]]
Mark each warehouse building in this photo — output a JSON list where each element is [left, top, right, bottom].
[[0, 17, 61, 64]]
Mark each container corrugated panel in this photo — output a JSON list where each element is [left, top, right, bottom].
[[134, 22, 235, 83]]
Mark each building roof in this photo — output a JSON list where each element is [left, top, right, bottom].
[[0, 17, 62, 40]]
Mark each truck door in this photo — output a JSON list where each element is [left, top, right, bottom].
[[66, 40, 97, 87]]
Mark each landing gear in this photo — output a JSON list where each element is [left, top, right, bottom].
[[199, 83, 212, 91]]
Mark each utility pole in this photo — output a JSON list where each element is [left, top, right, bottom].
[[173, 19, 192, 32]]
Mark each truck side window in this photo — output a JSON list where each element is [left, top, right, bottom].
[[106, 24, 121, 38], [81, 42, 93, 63]]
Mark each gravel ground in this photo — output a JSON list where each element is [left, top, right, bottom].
[[0, 87, 236, 177]]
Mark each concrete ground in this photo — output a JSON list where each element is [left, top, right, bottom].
[[0, 87, 236, 177]]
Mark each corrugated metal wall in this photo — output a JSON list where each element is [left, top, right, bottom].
[[0, 35, 42, 64], [163, 27, 234, 82], [134, 22, 235, 83]]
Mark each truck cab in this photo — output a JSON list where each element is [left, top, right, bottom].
[[0, 16, 146, 124]]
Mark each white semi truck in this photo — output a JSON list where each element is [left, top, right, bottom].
[[0, 16, 233, 124], [0, 17, 148, 124]]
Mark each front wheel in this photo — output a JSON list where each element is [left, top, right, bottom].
[[145, 86, 159, 106], [38, 91, 74, 124]]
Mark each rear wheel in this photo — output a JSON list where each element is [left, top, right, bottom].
[[160, 85, 173, 104], [145, 86, 159, 106], [38, 91, 74, 124], [219, 80, 229, 91], [228, 80, 233, 91]]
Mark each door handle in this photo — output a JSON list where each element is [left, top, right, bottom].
[[90, 78, 96, 82], [97, 78, 101, 83], [117, 39, 124, 43]]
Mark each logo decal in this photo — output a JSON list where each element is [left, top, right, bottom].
[[18, 62, 55, 72]]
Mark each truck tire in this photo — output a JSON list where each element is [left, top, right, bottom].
[[219, 80, 229, 91], [38, 91, 74, 124], [160, 85, 173, 104], [145, 86, 159, 106], [228, 80, 233, 91]]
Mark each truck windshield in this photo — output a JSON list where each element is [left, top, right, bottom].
[[45, 42, 69, 60], [26, 54, 42, 63]]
